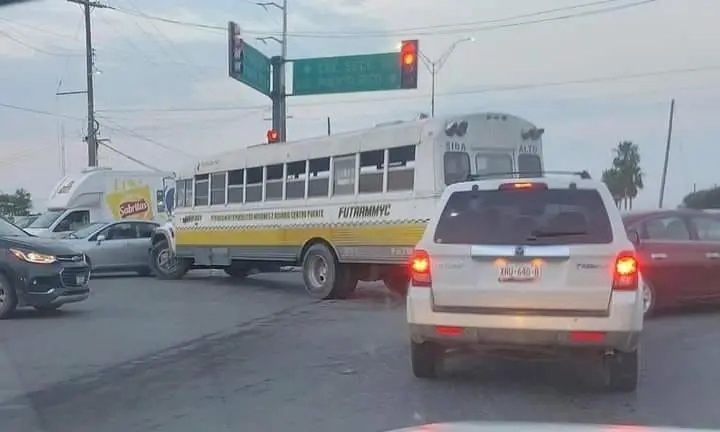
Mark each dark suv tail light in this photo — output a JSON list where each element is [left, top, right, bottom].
[[613, 251, 638, 291], [409, 249, 431, 287]]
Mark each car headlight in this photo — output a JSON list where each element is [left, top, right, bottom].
[[10, 249, 57, 264]]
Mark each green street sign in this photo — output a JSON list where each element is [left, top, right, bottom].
[[292, 52, 403, 96], [228, 22, 271, 96]]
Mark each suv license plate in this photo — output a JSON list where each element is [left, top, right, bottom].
[[76, 275, 86, 285], [498, 263, 540, 282]]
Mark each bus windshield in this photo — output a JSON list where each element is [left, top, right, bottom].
[[518, 153, 542, 176], [27, 209, 65, 229], [475, 153, 513, 178], [444, 152, 471, 185]]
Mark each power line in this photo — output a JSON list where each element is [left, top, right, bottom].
[[118, 0, 208, 82], [0, 15, 217, 70], [0, 28, 82, 56], [336, 0, 627, 35], [0, 101, 85, 120], [0, 101, 191, 157], [99, 141, 165, 172], [95, 64, 720, 113], [107, 0, 656, 39], [99, 117, 196, 158]]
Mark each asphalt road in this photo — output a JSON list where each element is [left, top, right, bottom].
[[1, 271, 720, 432]]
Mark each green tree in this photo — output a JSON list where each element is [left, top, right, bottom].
[[611, 141, 644, 210], [682, 186, 720, 209], [602, 168, 623, 208], [0, 189, 33, 222]]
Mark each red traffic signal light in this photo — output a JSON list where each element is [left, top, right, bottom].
[[401, 41, 417, 65], [267, 129, 279, 143], [400, 40, 418, 89]]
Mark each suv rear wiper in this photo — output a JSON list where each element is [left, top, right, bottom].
[[528, 230, 587, 239]]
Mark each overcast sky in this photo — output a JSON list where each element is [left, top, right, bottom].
[[1, 0, 718, 209]]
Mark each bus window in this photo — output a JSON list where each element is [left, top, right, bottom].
[[518, 153, 542, 177], [387, 145, 415, 191], [210, 172, 226, 205], [184, 179, 192, 207], [308, 158, 330, 198], [333, 154, 356, 196], [246, 167, 263, 202], [475, 153, 512, 178], [265, 164, 283, 201], [176, 180, 186, 207], [359, 150, 383, 194], [444, 152, 470, 185], [286, 161, 307, 199], [227, 169, 244, 203], [194, 174, 209, 206]]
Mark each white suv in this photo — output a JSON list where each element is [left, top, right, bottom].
[[406, 174, 643, 392]]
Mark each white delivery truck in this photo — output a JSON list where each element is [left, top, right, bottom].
[[25, 167, 174, 237]]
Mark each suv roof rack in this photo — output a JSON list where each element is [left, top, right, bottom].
[[466, 170, 591, 181]]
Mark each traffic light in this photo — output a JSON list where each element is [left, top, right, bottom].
[[399, 40, 418, 89], [267, 129, 279, 143]]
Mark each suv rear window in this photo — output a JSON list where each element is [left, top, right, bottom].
[[434, 187, 613, 245]]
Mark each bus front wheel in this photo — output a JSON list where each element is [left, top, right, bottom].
[[150, 240, 191, 280]]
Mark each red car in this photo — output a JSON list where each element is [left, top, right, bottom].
[[623, 209, 720, 316]]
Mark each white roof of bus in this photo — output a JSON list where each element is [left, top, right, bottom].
[[179, 111, 538, 178]]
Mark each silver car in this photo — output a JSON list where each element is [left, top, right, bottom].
[[63, 220, 159, 276]]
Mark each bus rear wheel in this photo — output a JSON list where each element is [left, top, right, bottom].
[[383, 270, 410, 296], [302, 244, 356, 300], [224, 265, 249, 279]]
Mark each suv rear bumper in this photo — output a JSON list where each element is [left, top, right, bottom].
[[407, 288, 643, 352]]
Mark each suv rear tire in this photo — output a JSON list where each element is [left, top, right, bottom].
[[606, 349, 638, 393], [411, 341, 442, 378]]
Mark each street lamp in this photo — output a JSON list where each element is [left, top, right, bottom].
[[417, 37, 474, 117]]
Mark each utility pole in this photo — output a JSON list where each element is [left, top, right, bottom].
[[67, 0, 108, 167], [658, 98, 675, 208], [257, 0, 288, 141]]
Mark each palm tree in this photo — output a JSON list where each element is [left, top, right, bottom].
[[612, 141, 644, 209], [602, 168, 624, 208]]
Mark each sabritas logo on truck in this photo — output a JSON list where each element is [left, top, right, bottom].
[[119, 198, 149, 218]]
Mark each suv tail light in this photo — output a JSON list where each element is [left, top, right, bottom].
[[499, 182, 548, 191], [410, 249, 431, 287], [613, 251, 638, 291]]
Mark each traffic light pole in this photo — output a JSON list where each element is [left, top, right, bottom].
[[279, 0, 287, 142], [271, 56, 283, 139], [258, 0, 287, 142]]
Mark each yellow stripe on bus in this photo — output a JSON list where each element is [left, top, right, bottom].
[[175, 223, 427, 247]]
